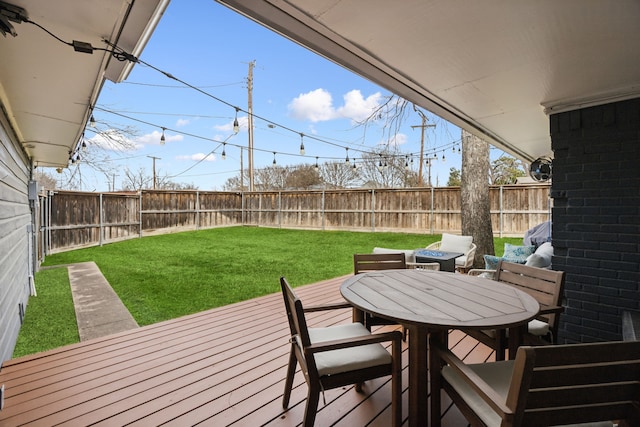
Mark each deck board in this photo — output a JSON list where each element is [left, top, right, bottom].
[[0, 275, 494, 426]]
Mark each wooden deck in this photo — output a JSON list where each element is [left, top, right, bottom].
[[0, 275, 494, 426]]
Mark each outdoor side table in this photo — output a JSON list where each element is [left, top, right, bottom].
[[414, 249, 464, 272]]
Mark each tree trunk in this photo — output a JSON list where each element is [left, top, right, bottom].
[[460, 129, 494, 267]]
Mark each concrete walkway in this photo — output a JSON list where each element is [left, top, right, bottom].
[[67, 262, 138, 341]]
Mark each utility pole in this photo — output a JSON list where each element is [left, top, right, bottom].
[[247, 60, 255, 191], [411, 111, 436, 186], [147, 155, 160, 190]]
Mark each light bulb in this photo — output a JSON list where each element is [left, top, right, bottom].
[[233, 108, 240, 133], [89, 114, 96, 127], [300, 142, 305, 155], [221, 143, 226, 160], [314, 157, 319, 170], [160, 128, 166, 145]]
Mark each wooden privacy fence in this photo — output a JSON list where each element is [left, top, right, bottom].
[[38, 184, 551, 257]]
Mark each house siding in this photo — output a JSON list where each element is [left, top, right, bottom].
[[0, 111, 33, 363], [551, 97, 640, 343]]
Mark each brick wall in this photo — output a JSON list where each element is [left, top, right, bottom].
[[551, 98, 640, 343]]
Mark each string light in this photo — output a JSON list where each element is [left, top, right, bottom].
[[272, 152, 277, 166], [233, 108, 240, 133], [345, 147, 350, 164], [221, 143, 226, 160], [352, 158, 357, 170], [299, 133, 305, 155], [442, 153, 446, 162], [32, 22, 472, 174], [315, 156, 319, 170], [81, 138, 87, 152]]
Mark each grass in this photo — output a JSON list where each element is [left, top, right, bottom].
[[16, 226, 522, 357], [13, 267, 80, 358]]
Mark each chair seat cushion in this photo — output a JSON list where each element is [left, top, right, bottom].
[[443, 360, 514, 426], [442, 361, 614, 427], [308, 323, 392, 376], [479, 319, 550, 339]]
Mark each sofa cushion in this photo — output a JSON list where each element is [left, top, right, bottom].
[[525, 241, 553, 268], [483, 254, 501, 270], [503, 243, 535, 263], [440, 233, 473, 254]]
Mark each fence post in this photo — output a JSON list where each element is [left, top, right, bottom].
[[371, 189, 375, 232], [430, 187, 435, 234], [139, 192, 143, 238], [241, 192, 245, 225], [499, 186, 504, 238], [278, 191, 282, 228], [195, 191, 200, 230], [99, 193, 104, 246], [321, 190, 325, 231]]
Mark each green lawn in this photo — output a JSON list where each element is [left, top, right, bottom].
[[15, 226, 521, 357]]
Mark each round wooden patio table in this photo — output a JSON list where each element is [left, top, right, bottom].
[[340, 269, 540, 427]]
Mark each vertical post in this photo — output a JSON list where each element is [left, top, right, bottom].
[[99, 193, 103, 246], [499, 186, 504, 238], [147, 156, 160, 190], [138, 192, 143, 238], [247, 60, 255, 191], [241, 191, 245, 225], [371, 189, 376, 232], [196, 191, 200, 230], [430, 187, 435, 234], [321, 190, 325, 231], [278, 191, 282, 228]]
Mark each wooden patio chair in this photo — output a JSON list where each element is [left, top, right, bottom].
[[353, 253, 406, 333], [463, 260, 565, 360], [280, 277, 402, 427], [430, 338, 640, 427]]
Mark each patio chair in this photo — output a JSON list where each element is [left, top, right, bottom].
[[426, 233, 476, 272], [353, 253, 406, 333], [430, 338, 640, 427], [280, 277, 402, 427], [463, 260, 565, 360]]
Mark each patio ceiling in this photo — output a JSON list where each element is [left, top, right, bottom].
[[0, 0, 169, 168], [216, 0, 640, 162]]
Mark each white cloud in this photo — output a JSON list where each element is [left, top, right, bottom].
[[137, 129, 183, 146], [87, 129, 141, 152], [176, 118, 190, 127], [385, 132, 408, 147], [288, 88, 336, 122], [176, 152, 216, 162], [336, 90, 383, 122], [288, 88, 382, 123]]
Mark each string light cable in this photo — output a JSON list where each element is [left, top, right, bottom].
[[23, 18, 463, 169]]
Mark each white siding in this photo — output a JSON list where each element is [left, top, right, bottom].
[[0, 111, 32, 363]]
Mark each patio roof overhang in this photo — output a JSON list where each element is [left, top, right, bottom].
[[216, 0, 640, 162], [0, 0, 169, 168]]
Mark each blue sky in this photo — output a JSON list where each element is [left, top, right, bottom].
[[82, 1, 469, 191]]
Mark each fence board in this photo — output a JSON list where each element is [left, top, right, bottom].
[[38, 185, 551, 257]]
